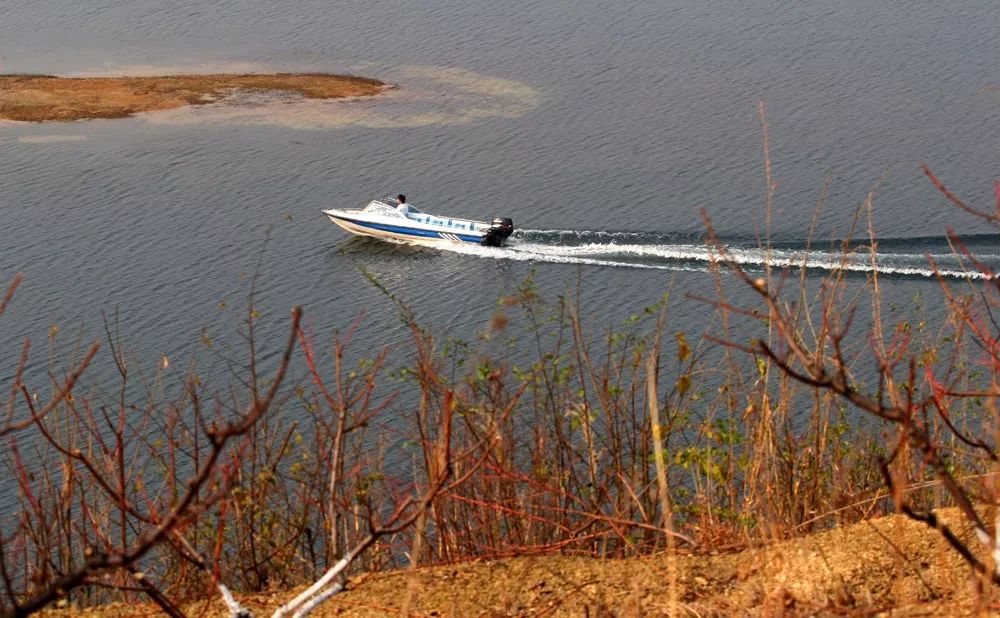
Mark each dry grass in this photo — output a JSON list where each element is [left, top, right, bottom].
[[0, 73, 385, 121]]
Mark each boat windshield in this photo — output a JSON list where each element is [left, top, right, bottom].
[[364, 197, 422, 216], [380, 195, 423, 214], [361, 200, 399, 216]]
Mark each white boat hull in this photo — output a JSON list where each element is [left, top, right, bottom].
[[323, 200, 513, 247]]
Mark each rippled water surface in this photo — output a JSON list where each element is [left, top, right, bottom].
[[2, 0, 999, 385]]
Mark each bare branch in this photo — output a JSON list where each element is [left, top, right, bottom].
[[0, 342, 100, 438], [0, 274, 22, 318], [922, 164, 1000, 230]]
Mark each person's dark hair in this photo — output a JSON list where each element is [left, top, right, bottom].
[[397, 194, 406, 203]]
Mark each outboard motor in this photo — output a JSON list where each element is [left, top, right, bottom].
[[482, 217, 514, 247]]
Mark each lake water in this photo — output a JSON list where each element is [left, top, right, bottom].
[[1, 0, 999, 389]]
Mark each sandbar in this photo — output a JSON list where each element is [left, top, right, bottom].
[[0, 73, 385, 122]]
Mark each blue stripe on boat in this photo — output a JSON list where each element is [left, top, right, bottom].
[[332, 215, 483, 243]]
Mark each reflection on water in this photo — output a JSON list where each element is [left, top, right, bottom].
[[16, 135, 87, 144]]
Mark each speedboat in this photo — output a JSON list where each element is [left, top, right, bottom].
[[323, 197, 515, 247]]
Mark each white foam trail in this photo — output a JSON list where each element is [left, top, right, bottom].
[[441, 241, 703, 272], [430, 234, 996, 280], [517, 229, 1000, 262]]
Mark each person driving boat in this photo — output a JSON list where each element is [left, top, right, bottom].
[[395, 194, 412, 217]]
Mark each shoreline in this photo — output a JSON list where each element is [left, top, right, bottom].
[[0, 73, 386, 122]]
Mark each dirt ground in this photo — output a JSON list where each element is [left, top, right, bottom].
[[43, 509, 997, 617], [0, 73, 385, 121]]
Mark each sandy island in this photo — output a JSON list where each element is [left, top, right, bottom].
[[0, 73, 385, 122]]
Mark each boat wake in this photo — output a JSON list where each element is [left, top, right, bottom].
[[436, 229, 1000, 280]]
